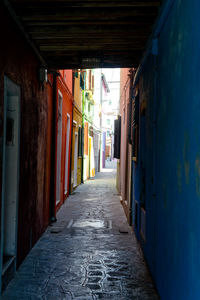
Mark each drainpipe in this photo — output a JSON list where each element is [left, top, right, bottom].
[[69, 106, 74, 194], [81, 89, 84, 184], [49, 73, 58, 223], [129, 68, 134, 226], [99, 70, 103, 171], [69, 72, 75, 194]]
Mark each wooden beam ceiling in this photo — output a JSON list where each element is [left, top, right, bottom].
[[8, 0, 162, 69]]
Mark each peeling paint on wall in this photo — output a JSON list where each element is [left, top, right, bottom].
[[131, 0, 200, 299]]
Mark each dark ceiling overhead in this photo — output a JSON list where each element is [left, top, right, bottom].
[[7, 0, 161, 69]]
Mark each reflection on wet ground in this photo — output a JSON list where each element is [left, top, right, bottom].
[[72, 219, 106, 229]]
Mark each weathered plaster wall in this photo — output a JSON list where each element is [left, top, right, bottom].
[[119, 68, 129, 201], [133, 0, 200, 299], [44, 75, 53, 227], [132, 55, 156, 270], [83, 121, 89, 180], [71, 106, 82, 191], [0, 4, 51, 266], [155, 1, 200, 298], [71, 72, 83, 191], [59, 70, 73, 95], [55, 74, 73, 212], [74, 73, 82, 111]]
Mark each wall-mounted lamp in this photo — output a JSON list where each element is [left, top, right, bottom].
[[39, 68, 48, 83]]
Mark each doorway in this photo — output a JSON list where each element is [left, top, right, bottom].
[[89, 137, 91, 177], [56, 92, 63, 205], [1, 76, 20, 290], [64, 114, 70, 195], [73, 132, 78, 187]]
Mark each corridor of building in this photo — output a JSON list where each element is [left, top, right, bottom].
[[2, 161, 158, 300], [2, 0, 200, 299]]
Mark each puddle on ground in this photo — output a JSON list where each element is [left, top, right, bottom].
[[83, 198, 99, 202], [72, 219, 106, 229]]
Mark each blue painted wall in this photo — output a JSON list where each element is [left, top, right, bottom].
[[132, 55, 157, 275], [132, 0, 200, 298]]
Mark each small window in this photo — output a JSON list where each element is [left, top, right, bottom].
[[107, 119, 110, 126], [80, 73, 84, 90], [109, 100, 112, 105], [107, 130, 110, 137], [114, 117, 121, 159]]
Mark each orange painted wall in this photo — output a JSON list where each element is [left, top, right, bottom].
[[59, 70, 73, 95], [55, 72, 73, 212]]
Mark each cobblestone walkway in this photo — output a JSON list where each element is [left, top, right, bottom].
[[2, 162, 159, 300]]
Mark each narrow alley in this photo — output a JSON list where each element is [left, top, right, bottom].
[[3, 0, 200, 299], [2, 162, 158, 300]]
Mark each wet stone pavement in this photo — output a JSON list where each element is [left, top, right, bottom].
[[2, 161, 159, 300]]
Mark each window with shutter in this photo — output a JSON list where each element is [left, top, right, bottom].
[[114, 119, 118, 159], [80, 74, 84, 90], [114, 116, 121, 159], [118, 116, 121, 156], [89, 70, 92, 90], [92, 75, 94, 91]]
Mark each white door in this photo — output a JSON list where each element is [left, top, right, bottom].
[[74, 133, 78, 187], [64, 114, 70, 194], [3, 95, 20, 267], [56, 93, 62, 204]]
